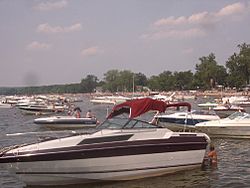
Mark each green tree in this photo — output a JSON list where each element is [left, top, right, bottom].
[[148, 75, 161, 91], [173, 71, 194, 90], [117, 70, 134, 92], [194, 53, 227, 89], [148, 71, 175, 91], [103, 70, 120, 92], [226, 43, 250, 88], [80, 74, 98, 93], [134, 72, 148, 86]]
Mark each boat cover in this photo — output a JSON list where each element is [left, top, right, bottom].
[[107, 98, 191, 119]]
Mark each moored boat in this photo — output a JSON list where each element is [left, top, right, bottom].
[[195, 111, 250, 138], [18, 104, 65, 115], [0, 98, 210, 186], [0, 102, 12, 108], [213, 104, 245, 118], [34, 116, 97, 129], [155, 103, 220, 131]]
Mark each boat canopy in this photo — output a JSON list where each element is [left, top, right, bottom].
[[107, 98, 191, 119]]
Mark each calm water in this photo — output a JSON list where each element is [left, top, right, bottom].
[[0, 96, 250, 188]]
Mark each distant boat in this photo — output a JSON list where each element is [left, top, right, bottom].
[[195, 111, 250, 138], [18, 104, 65, 115], [154, 102, 220, 131], [213, 104, 245, 118], [90, 96, 130, 105], [198, 102, 218, 109], [220, 96, 250, 107], [34, 116, 97, 129], [0, 102, 12, 108], [198, 101, 245, 118]]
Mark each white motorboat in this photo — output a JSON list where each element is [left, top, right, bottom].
[[155, 102, 220, 131], [90, 96, 130, 105], [0, 102, 12, 108], [198, 102, 218, 109], [18, 104, 65, 115], [34, 116, 98, 129], [195, 111, 250, 138], [222, 96, 250, 107], [213, 104, 245, 118], [0, 98, 210, 186]]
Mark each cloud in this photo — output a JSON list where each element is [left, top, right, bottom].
[[154, 16, 187, 27], [217, 2, 246, 17], [26, 41, 52, 51], [141, 28, 206, 40], [182, 48, 194, 55], [34, 0, 68, 11], [143, 2, 249, 40], [81, 46, 102, 58], [37, 23, 82, 34], [153, 2, 247, 27]]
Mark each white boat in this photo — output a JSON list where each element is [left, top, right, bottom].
[[195, 111, 250, 138], [213, 104, 245, 118], [198, 102, 218, 109], [155, 103, 220, 131], [34, 116, 97, 129], [222, 96, 250, 107], [0, 98, 210, 186], [90, 96, 130, 105], [18, 104, 65, 115], [0, 102, 12, 108]]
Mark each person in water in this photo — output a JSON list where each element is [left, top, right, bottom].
[[208, 145, 218, 167]]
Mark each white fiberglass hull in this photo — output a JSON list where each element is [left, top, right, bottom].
[[0, 103, 12, 108], [34, 116, 97, 129], [41, 123, 97, 129], [196, 120, 250, 138], [4, 150, 205, 186], [156, 112, 219, 131]]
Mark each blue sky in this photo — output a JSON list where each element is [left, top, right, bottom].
[[1, 0, 250, 87]]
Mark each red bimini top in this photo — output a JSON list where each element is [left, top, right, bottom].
[[107, 98, 191, 119]]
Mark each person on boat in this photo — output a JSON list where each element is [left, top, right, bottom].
[[207, 144, 218, 167], [73, 107, 81, 118], [86, 110, 95, 118], [86, 110, 100, 125]]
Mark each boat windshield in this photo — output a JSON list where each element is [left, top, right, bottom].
[[98, 117, 159, 130], [227, 111, 250, 120]]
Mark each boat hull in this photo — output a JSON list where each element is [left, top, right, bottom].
[[196, 125, 250, 138], [196, 117, 250, 138], [34, 116, 97, 129], [2, 150, 205, 186], [0, 133, 208, 186], [156, 114, 219, 131]]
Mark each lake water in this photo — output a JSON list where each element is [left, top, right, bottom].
[[0, 96, 250, 188]]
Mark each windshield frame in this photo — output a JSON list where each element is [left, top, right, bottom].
[[227, 111, 250, 120], [97, 117, 161, 130]]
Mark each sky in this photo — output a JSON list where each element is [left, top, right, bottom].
[[1, 0, 250, 87]]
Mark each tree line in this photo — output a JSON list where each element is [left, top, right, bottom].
[[1, 43, 250, 95]]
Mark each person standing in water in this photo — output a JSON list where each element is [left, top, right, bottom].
[[208, 145, 218, 167]]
